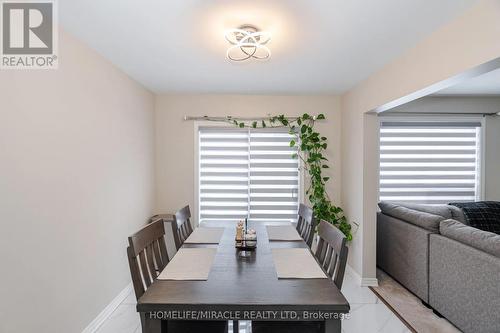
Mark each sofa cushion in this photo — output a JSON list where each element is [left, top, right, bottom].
[[378, 202, 444, 232], [447, 205, 467, 224], [449, 201, 500, 234], [390, 202, 453, 219], [388, 202, 467, 224], [440, 219, 500, 258]]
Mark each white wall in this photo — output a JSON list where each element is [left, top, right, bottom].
[[0, 30, 155, 333], [385, 96, 500, 201], [341, 0, 500, 282], [154, 94, 342, 220]]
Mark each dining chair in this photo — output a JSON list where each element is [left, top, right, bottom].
[[171, 205, 194, 250], [252, 220, 349, 333], [127, 220, 170, 300], [127, 220, 228, 333], [296, 203, 316, 248], [314, 219, 349, 289], [148, 213, 174, 224]]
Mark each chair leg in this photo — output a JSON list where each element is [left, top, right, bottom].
[[142, 316, 162, 333], [140, 313, 145, 333], [324, 319, 341, 333]]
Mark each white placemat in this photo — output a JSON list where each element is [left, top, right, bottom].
[[272, 248, 327, 279], [184, 227, 225, 244], [266, 225, 303, 241], [157, 248, 217, 280]]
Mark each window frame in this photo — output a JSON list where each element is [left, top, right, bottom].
[[376, 115, 485, 204], [194, 121, 305, 226]]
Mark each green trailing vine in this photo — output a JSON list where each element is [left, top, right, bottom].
[[220, 113, 356, 241]]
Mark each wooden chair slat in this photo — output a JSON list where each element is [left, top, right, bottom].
[[296, 204, 317, 248], [334, 246, 348, 289], [181, 224, 188, 241], [323, 245, 333, 271], [127, 246, 145, 299], [153, 240, 168, 272], [171, 219, 182, 250], [320, 240, 329, 264], [186, 218, 193, 234], [138, 251, 152, 287], [158, 238, 169, 267], [145, 243, 157, 279], [304, 226, 312, 246], [296, 216, 303, 234], [151, 240, 162, 270], [179, 225, 185, 242], [316, 238, 325, 262], [327, 248, 338, 277]]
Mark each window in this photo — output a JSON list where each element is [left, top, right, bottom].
[[198, 127, 300, 223], [379, 120, 482, 204]]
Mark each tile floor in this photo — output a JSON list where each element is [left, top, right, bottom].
[[96, 269, 410, 333]]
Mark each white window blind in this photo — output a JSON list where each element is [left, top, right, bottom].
[[379, 121, 482, 204], [199, 127, 299, 223]]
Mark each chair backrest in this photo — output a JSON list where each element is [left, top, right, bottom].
[[171, 205, 194, 250], [314, 220, 349, 289], [296, 203, 316, 247], [127, 220, 170, 300], [148, 213, 174, 224]]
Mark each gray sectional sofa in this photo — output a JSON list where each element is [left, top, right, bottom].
[[377, 202, 500, 333]]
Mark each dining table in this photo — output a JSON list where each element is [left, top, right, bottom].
[[136, 221, 350, 333]]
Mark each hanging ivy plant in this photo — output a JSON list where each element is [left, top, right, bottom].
[[220, 113, 356, 241]]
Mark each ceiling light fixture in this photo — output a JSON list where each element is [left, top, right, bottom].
[[224, 25, 271, 62]]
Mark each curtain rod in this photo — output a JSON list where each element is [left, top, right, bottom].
[[184, 115, 301, 121], [379, 112, 500, 116], [185, 113, 499, 121]]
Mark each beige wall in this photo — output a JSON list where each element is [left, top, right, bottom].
[[0, 30, 155, 333], [341, 0, 500, 281], [155, 94, 342, 221]]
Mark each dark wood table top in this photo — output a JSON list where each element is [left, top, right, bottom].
[[137, 222, 350, 314]]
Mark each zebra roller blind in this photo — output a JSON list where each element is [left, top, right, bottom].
[[379, 121, 482, 204], [199, 127, 300, 223]]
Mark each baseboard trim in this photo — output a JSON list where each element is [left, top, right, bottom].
[[361, 277, 379, 287], [346, 265, 379, 287], [82, 283, 133, 333]]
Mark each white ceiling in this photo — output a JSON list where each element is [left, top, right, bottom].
[[434, 68, 500, 96], [60, 0, 477, 94]]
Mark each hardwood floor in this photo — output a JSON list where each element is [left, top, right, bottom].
[[370, 269, 460, 333]]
